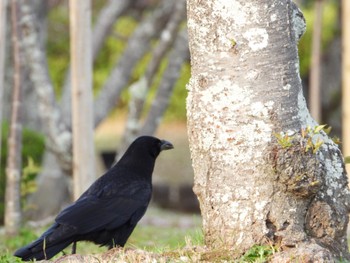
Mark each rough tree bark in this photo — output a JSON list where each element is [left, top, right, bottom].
[[186, 0, 350, 261]]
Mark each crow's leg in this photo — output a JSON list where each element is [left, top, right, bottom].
[[108, 239, 117, 249], [72, 241, 77, 254]]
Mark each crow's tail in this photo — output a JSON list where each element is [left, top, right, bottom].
[[14, 223, 74, 261], [14, 236, 73, 261]]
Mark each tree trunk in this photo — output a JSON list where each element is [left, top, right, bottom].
[[186, 0, 350, 261], [69, 0, 95, 199], [25, 151, 71, 220], [343, 0, 350, 174], [2, 0, 47, 133], [5, 0, 22, 236], [0, 0, 7, 156], [20, 1, 72, 172]]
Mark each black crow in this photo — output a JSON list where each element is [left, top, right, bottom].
[[14, 136, 173, 261]]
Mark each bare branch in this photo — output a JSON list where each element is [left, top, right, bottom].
[[92, 0, 133, 59], [121, 0, 186, 146], [93, 0, 174, 127], [141, 29, 189, 136], [144, 0, 186, 84]]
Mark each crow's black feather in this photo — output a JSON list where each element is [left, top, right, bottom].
[[14, 136, 173, 261]]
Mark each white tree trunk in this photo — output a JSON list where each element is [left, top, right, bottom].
[[186, 0, 350, 261], [69, 0, 95, 199], [20, 1, 72, 171]]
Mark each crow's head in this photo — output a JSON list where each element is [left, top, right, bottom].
[[123, 136, 174, 160]]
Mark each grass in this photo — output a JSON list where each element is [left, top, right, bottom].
[[128, 224, 203, 252], [0, 226, 204, 262], [2, 217, 347, 262], [237, 245, 276, 263], [0, 207, 203, 262], [0, 225, 276, 263]]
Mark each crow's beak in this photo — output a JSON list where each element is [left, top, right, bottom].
[[160, 140, 174, 151]]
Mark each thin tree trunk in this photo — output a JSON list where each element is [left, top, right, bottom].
[[5, 0, 22, 236], [343, 0, 350, 173], [0, 0, 8, 163], [187, 0, 350, 261], [25, 150, 71, 220], [309, 0, 323, 122], [69, 0, 95, 199]]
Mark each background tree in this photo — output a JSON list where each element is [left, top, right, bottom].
[[343, 0, 350, 173], [0, 0, 7, 163], [5, 0, 23, 236], [186, 0, 350, 261]]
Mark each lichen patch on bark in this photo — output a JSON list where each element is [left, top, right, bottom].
[[243, 28, 269, 51]]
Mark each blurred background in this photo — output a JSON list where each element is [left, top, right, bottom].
[[0, 0, 347, 258]]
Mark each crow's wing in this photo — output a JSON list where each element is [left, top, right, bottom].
[[55, 182, 151, 235]]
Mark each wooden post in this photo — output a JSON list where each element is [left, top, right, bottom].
[[309, 0, 323, 123], [69, 0, 95, 199], [343, 0, 350, 173]]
